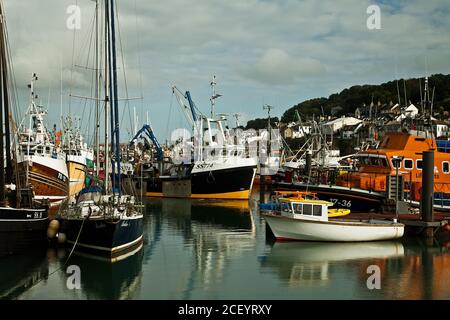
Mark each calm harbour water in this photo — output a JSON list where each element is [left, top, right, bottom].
[[1, 191, 449, 300]]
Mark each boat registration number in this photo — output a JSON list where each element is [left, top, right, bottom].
[[34, 212, 43, 219], [330, 198, 352, 208], [26, 212, 43, 219], [57, 172, 67, 182], [195, 163, 214, 170]]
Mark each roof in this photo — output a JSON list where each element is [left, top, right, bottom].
[[279, 197, 333, 205]]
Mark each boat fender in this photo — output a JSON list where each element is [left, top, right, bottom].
[[47, 219, 60, 239], [57, 232, 67, 244]]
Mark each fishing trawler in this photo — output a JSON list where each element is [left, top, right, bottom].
[[16, 74, 69, 207], [145, 80, 257, 200], [58, 0, 143, 260], [61, 115, 94, 198], [0, 1, 48, 256]]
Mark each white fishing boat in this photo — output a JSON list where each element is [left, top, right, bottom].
[[146, 80, 257, 200], [261, 192, 404, 242], [16, 74, 69, 207]]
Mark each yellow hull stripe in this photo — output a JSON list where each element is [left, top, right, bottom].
[[146, 190, 250, 200]]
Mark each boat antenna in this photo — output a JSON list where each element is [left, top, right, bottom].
[[210, 75, 222, 118], [233, 113, 241, 128], [263, 104, 274, 154], [263, 104, 273, 130], [419, 78, 423, 115], [403, 79, 408, 109]]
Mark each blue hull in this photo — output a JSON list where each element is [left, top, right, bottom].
[[60, 215, 143, 259]]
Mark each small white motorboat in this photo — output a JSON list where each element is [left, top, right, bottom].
[[261, 192, 404, 242]]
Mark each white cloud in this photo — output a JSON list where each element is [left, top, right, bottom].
[[1, 0, 449, 139], [240, 48, 324, 85]]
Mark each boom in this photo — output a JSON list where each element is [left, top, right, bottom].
[[130, 124, 163, 161]]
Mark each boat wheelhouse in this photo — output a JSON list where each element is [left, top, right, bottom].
[[337, 130, 450, 204]]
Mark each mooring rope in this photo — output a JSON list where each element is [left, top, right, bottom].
[[14, 212, 90, 298]]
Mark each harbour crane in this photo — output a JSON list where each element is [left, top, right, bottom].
[[130, 124, 164, 162]]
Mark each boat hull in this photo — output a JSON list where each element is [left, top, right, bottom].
[[0, 207, 49, 256], [60, 215, 144, 260], [262, 212, 404, 242], [274, 182, 385, 212], [145, 165, 257, 200], [16, 156, 69, 206], [67, 159, 86, 198], [274, 181, 450, 213]]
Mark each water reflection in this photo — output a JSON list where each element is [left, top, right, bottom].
[[363, 239, 450, 299], [260, 241, 405, 288], [0, 195, 448, 300], [149, 198, 257, 299], [0, 248, 49, 299], [60, 246, 144, 300], [259, 238, 449, 299]]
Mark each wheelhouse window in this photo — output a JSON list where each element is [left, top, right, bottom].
[[303, 204, 312, 215], [313, 205, 322, 216], [416, 159, 423, 170], [404, 159, 413, 170], [443, 161, 450, 174], [293, 203, 302, 213], [360, 155, 389, 167]]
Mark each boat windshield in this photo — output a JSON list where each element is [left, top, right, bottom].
[[281, 202, 291, 212], [358, 155, 389, 168], [78, 191, 101, 203]]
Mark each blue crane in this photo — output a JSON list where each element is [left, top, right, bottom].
[[130, 124, 164, 161]]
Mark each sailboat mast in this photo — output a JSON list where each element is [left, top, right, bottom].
[[109, 0, 121, 196], [0, 15, 5, 205], [106, 0, 116, 194], [104, 0, 110, 193], [95, 0, 100, 178], [2, 57, 11, 184], [0, 8, 11, 185]]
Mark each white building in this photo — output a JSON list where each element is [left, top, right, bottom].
[[396, 104, 419, 121], [322, 116, 362, 135]]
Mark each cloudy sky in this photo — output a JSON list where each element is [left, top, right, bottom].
[[3, 0, 450, 142]]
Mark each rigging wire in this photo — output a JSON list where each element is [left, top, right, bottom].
[[115, 0, 135, 140], [134, 0, 145, 127], [68, 0, 79, 115], [165, 93, 174, 142]]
